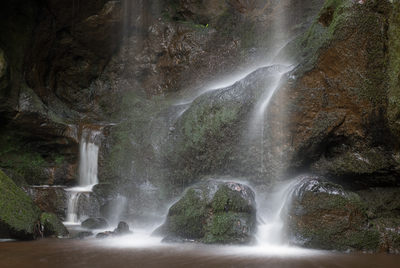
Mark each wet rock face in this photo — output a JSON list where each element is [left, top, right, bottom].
[[26, 0, 123, 114], [164, 66, 289, 186], [286, 175, 380, 251], [158, 180, 256, 244], [357, 187, 400, 254], [24, 186, 67, 220], [266, 0, 400, 188]]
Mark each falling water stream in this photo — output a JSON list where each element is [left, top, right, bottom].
[[64, 128, 101, 225]]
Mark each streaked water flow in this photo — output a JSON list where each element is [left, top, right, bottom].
[[64, 128, 101, 225]]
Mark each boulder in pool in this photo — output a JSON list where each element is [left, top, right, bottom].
[[113, 221, 131, 235], [157, 180, 257, 244], [286, 175, 380, 251], [81, 217, 109, 229], [40, 212, 69, 237]]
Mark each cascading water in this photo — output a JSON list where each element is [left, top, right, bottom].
[[255, 179, 300, 246], [101, 0, 307, 253], [65, 128, 101, 225]]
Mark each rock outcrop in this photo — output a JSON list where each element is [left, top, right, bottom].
[[286, 175, 380, 251], [24, 186, 67, 220], [286, 175, 400, 253], [157, 180, 256, 244], [268, 0, 400, 188]]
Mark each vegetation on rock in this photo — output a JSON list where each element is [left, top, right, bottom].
[[158, 180, 256, 244], [0, 169, 42, 239], [40, 212, 69, 237]]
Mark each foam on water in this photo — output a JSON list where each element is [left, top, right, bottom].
[[96, 229, 322, 257]]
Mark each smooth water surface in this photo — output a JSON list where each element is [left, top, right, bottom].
[[1, 236, 399, 268]]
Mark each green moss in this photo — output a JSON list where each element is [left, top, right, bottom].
[[0, 169, 41, 239], [182, 102, 239, 149], [211, 185, 252, 213], [167, 188, 208, 239], [285, 0, 389, 108], [40, 212, 68, 237], [162, 181, 256, 244], [283, 0, 350, 66], [203, 212, 252, 244]]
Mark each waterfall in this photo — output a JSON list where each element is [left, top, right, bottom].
[[64, 128, 101, 225], [255, 179, 300, 246], [78, 130, 101, 188], [247, 2, 297, 246], [66, 192, 80, 223]]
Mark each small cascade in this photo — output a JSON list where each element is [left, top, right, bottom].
[[64, 127, 101, 225], [66, 192, 80, 223], [78, 129, 101, 188], [255, 179, 300, 246]]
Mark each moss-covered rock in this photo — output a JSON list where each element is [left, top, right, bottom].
[[286, 175, 380, 251], [40, 212, 68, 237], [158, 180, 256, 244], [0, 169, 42, 240]]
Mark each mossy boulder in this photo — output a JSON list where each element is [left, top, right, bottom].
[[158, 180, 256, 244], [0, 169, 42, 240], [286, 175, 380, 251], [40, 212, 68, 237]]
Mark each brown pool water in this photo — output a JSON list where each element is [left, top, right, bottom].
[[1, 236, 399, 268]]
